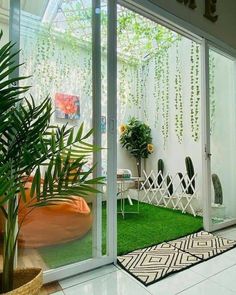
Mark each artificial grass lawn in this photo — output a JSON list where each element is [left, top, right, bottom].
[[39, 201, 203, 268]]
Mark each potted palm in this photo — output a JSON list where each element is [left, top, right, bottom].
[[0, 32, 103, 294]]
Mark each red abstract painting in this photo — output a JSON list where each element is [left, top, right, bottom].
[[55, 93, 80, 119]]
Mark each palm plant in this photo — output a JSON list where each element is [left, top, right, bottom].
[[0, 31, 103, 293]]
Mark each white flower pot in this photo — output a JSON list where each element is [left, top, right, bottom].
[[211, 203, 225, 220]]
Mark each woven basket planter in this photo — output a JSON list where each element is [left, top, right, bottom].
[[0, 268, 43, 295]]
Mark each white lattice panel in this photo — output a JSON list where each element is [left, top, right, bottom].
[[141, 170, 198, 216]]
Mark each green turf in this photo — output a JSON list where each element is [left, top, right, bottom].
[[39, 201, 203, 268], [117, 201, 203, 254]]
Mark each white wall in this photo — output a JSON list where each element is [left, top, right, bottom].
[[20, 25, 139, 176], [0, 22, 9, 44], [144, 38, 202, 199], [117, 62, 143, 176], [0, 8, 9, 44], [117, 36, 203, 212]]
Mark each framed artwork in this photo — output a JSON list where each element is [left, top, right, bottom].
[[101, 116, 106, 133], [55, 93, 80, 120]]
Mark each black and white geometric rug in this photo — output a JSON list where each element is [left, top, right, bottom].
[[117, 231, 236, 286]]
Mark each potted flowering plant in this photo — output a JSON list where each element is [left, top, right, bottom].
[[119, 117, 154, 177], [0, 32, 103, 294]]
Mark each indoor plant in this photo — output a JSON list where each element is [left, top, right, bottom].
[[0, 32, 103, 294], [119, 117, 154, 177]]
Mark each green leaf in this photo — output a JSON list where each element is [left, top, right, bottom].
[[67, 128, 74, 145], [75, 122, 84, 141], [19, 182, 27, 203]]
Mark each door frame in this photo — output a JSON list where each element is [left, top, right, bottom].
[[10, 0, 236, 283], [10, 0, 118, 283], [120, 0, 236, 233], [203, 40, 236, 232]]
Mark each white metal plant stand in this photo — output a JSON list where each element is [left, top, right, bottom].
[[117, 177, 141, 218]]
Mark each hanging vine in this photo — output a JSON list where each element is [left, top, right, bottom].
[[174, 41, 184, 143], [209, 55, 216, 135], [194, 44, 200, 142], [161, 50, 170, 148], [190, 42, 201, 142], [134, 65, 143, 110], [118, 63, 128, 107], [118, 60, 138, 122], [153, 51, 163, 128], [81, 56, 92, 97], [128, 66, 136, 107], [140, 61, 150, 122]]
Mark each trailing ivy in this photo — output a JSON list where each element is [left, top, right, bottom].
[[118, 63, 129, 107], [118, 61, 139, 122], [161, 50, 170, 148], [141, 61, 150, 122], [209, 55, 216, 135], [174, 41, 184, 143], [194, 44, 200, 142], [128, 66, 137, 107], [20, 27, 94, 106], [135, 66, 143, 110], [190, 42, 201, 142], [153, 51, 163, 128]]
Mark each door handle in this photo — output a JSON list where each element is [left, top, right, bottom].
[[205, 145, 212, 159]]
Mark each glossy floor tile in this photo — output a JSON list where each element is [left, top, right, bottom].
[[210, 264, 236, 292], [177, 279, 235, 295], [221, 230, 236, 240], [148, 269, 205, 295], [56, 227, 236, 295], [63, 270, 151, 295], [190, 253, 235, 278], [216, 227, 236, 240], [222, 247, 236, 260], [60, 264, 118, 289]]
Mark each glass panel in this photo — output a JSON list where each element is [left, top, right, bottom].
[[116, 4, 203, 255], [18, 0, 104, 271], [0, 0, 9, 269], [209, 48, 236, 224], [101, 0, 108, 256]]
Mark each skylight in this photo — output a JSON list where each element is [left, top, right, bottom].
[[39, 0, 179, 63]]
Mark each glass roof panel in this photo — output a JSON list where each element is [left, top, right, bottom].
[[44, 0, 179, 63]]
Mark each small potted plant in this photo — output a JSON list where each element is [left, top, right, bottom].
[[119, 117, 154, 177], [0, 32, 103, 294]]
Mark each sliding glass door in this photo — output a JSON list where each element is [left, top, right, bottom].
[[8, 0, 117, 282], [204, 43, 236, 231]]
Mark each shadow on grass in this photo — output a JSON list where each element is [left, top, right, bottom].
[[38, 201, 203, 268]]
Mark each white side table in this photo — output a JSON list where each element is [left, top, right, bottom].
[[117, 177, 142, 218]]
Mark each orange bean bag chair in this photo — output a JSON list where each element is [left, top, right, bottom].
[[16, 178, 93, 248]]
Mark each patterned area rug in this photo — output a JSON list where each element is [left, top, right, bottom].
[[117, 231, 236, 286]]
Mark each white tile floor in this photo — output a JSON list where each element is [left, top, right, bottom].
[[54, 226, 236, 295]]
